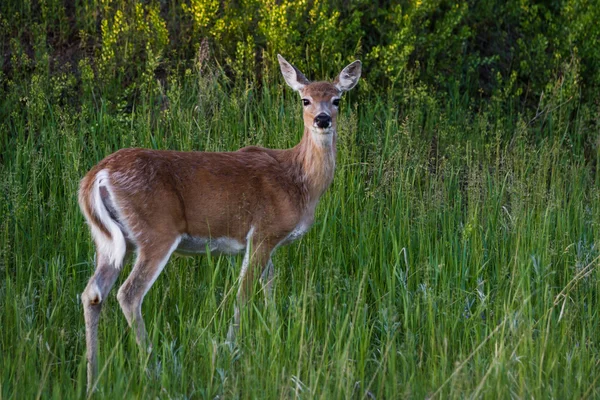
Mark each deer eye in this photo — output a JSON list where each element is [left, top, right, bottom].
[[302, 99, 311, 106], [332, 99, 340, 107]]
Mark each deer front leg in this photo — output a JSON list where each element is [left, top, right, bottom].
[[260, 259, 275, 300], [227, 235, 275, 344]]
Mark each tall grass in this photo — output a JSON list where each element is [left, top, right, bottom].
[[1, 68, 599, 399]]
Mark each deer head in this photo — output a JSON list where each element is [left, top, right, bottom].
[[277, 55, 361, 138]]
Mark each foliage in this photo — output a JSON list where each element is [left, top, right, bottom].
[[2, 0, 600, 106]]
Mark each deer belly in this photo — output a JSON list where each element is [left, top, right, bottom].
[[176, 234, 245, 255]]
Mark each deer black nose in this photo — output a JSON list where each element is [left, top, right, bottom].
[[314, 113, 331, 129]]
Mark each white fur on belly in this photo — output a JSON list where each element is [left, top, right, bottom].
[[175, 234, 245, 255]]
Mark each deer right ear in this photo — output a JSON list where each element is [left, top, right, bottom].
[[278, 54, 309, 91]]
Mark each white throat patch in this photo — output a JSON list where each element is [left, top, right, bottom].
[[310, 128, 334, 147]]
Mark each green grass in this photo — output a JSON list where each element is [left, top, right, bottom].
[[1, 70, 599, 399]]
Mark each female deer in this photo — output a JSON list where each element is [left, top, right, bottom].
[[79, 55, 361, 390]]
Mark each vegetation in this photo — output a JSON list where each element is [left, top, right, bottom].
[[1, 0, 599, 398]]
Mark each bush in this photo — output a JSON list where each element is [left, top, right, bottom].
[[1, 0, 599, 137]]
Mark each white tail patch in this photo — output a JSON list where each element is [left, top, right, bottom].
[[90, 169, 128, 269]]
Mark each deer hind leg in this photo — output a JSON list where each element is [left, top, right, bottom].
[[117, 235, 181, 351], [82, 252, 121, 392]]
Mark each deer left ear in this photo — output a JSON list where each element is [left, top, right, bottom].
[[334, 60, 362, 92]]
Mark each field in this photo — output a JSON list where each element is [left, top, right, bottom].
[[1, 63, 599, 399]]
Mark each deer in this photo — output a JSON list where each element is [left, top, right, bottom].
[[78, 55, 361, 391]]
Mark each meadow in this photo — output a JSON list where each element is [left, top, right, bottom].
[[2, 0, 600, 397], [1, 63, 599, 398]]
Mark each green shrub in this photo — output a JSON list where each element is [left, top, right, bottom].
[[1, 0, 599, 143]]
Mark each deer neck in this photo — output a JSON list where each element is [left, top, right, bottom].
[[293, 127, 337, 203]]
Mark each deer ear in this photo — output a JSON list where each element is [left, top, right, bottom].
[[278, 54, 310, 91], [334, 60, 362, 92]]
